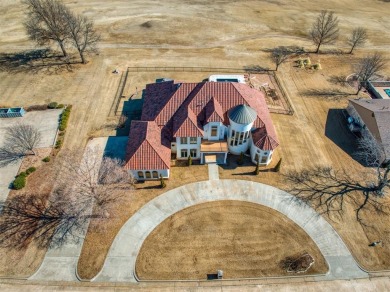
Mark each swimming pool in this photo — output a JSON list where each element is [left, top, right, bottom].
[[384, 88, 390, 98], [216, 78, 239, 82]]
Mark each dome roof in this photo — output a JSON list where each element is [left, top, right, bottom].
[[228, 104, 257, 124]]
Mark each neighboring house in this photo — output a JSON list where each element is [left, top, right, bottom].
[[347, 98, 390, 163], [367, 81, 390, 99], [124, 79, 279, 180]]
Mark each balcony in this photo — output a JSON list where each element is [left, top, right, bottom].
[[200, 140, 228, 153]]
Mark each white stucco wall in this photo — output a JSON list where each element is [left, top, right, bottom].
[[250, 145, 273, 165], [176, 137, 201, 159], [227, 119, 254, 155], [203, 122, 226, 141], [131, 169, 170, 180]]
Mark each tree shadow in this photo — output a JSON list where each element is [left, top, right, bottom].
[[325, 109, 364, 165], [328, 75, 348, 87], [0, 49, 77, 74], [303, 88, 353, 100], [243, 65, 270, 73]]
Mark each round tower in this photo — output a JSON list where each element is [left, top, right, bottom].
[[227, 104, 257, 155]]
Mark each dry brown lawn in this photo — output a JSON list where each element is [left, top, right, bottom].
[[77, 161, 209, 279], [136, 200, 328, 280], [0, 0, 390, 281], [0, 155, 57, 277]]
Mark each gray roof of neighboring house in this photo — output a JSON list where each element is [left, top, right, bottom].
[[349, 99, 390, 161], [228, 104, 257, 124]]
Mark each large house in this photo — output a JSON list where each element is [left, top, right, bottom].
[[347, 98, 390, 164], [124, 79, 279, 180]]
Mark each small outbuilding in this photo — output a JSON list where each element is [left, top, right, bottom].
[[0, 107, 25, 118]]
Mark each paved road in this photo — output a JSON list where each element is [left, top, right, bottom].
[[2, 277, 390, 291], [94, 179, 367, 282]]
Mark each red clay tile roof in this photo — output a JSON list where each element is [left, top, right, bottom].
[[124, 121, 171, 170], [252, 127, 279, 151], [126, 81, 279, 170], [172, 107, 204, 137], [204, 97, 224, 123]]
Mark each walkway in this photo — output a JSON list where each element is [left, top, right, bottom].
[[208, 163, 219, 180], [94, 179, 367, 282]]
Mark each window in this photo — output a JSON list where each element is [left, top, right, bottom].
[[145, 171, 151, 178], [190, 137, 197, 144], [190, 149, 197, 158], [230, 140, 234, 146], [152, 171, 158, 178], [180, 137, 188, 144], [211, 126, 218, 137], [261, 156, 267, 163], [138, 171, 144, 179], [231, 129, 235, 137], [181, 149, 188, 157]]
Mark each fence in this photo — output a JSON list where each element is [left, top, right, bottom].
[[127, 66, 270, 73], [109, 70, 129, 117]]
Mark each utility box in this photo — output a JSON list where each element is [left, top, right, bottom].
[[217, 270, 223, 279]]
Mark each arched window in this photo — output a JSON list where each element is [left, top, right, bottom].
[[152, 171, 158, 178], [138, 171, 144, 179], [145, 171, 151, 178]]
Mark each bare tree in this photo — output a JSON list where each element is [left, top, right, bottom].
[[23, 0, 71, 57], [64, 13, 100, 64], [270, 46, 304, 71], [310, 10, 339, 53], [285, 165, 389, 223], [355, 130, 386, 167], [355, 53, 387, 94], [57, 147, 135, 214], [347, 28, 368, 54], [0, 123, 41, 167], [286, 122, 390, 223], [0, 148, 135, 249]]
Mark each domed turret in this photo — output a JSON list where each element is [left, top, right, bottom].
[[228, 104, 257, 125], [227, 104, 257, 155]]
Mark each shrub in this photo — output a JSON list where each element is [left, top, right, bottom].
[[25, 104, 49, 111], [56, 104, 65, 109], [13, 175, 26, 190], [55, 139, 62, 149], [160, 174, 166, 189], [59, 106, 72, 131], [26, 167, 37, 175], [48, 102, 58, 109], [188, 155, 192, 166], [18, 171, 27, 178], [254, 161, 260, 175], [274, 158, 282, 172], [237, 152, 244, 165], [42, 156, 50, 162]]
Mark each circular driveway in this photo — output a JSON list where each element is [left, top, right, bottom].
[[93, 179, 367, 282]]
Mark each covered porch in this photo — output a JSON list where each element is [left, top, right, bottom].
[[200, 140, 228, 164]]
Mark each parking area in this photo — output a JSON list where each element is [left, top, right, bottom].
[[0, 109, 62, 201]]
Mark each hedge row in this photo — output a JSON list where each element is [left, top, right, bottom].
[[13, 167, 36, 190], [59, 105, 72, 132]]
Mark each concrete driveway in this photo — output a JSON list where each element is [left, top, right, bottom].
[[95, 180, 367, 282], [0, 109, 62, 201]]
